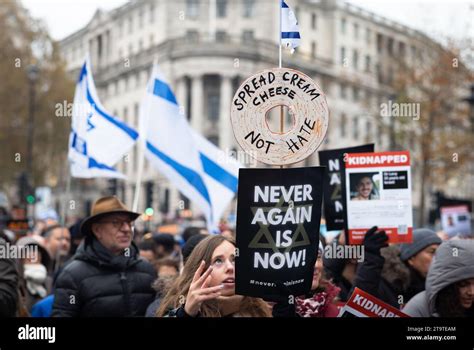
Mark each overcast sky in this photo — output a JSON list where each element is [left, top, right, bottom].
[[21, 0, 473, 43]]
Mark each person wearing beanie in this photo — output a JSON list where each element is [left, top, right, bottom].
[[182, 233, 207, 263], [399, 228, 442, 302], [403, 240, 474, 317]]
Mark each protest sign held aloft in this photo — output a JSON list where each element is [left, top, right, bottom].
[[339, 288, 408, 317], [440, 205, 472, 238], [318, 144, 374, 231], [344, 151, 413, 244], [231, 68, 329, 166], [235, 167, 324, 298]]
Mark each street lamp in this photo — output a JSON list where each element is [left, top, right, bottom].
[[24, 64, 39, 218]]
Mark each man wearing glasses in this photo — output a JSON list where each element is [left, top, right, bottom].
[[52, 196, 156, 317]]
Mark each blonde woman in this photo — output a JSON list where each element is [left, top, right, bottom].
[[157, 235, 271, 317]]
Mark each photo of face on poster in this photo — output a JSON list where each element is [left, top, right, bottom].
[[350, 172, 380, 201]]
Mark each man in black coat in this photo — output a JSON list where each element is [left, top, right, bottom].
[[52, 196, 156, 317], [0, 235, 19, 317]]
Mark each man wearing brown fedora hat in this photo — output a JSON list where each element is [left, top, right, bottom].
[[52, 196, 156, 317]]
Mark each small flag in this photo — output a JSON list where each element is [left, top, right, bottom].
[[68, 57, 138, 178], [281, 0, 301, 53]]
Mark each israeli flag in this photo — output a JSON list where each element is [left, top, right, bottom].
[[191, 130, 240, 231], [140, 64, 240, 231], [281, 0, 301, 52], [68, 58, 138, 178]]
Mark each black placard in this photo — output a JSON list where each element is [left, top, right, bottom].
[[235, 167, 324, 298], [318, 144, 374, 231]]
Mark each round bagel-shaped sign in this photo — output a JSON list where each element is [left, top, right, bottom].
[[231, 68, 329, 166]]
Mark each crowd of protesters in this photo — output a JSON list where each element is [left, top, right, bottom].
[[0, 195, 473, 318]]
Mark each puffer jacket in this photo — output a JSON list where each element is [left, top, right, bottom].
[[403, 240, 474, 317], [0, 237, 19, 317], [52, 237, 156, 317]]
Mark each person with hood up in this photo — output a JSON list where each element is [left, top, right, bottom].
[[52, 196, 156, 317], [403, 239, 474, 317]]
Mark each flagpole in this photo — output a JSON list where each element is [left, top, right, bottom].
[[131, 97, 148, 213], [279, 0, 284, 168], [57, 167, 71, 272], [132, 57, 158, 213], [132, 137, 145, 213], [279, 0, 282, 69], [59, 170, 71, 227]]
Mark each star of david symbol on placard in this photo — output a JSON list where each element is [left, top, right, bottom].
[[248, 196, 311, 253]]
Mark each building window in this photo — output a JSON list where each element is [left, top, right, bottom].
[[139, 39, 143, 52], [208, 93, 220, 122], [242, 30, 254, 42], [186, 30, 199, 42], [341, 18, 346, 34], [365, 90, 371, 106], [128, 16, 133, 33], [187, 0, 199, 18], [353, 86, 359, 101], [123, 106, 128, 123], [118, 21, 123, 38], [353, 117, 359, 139], [139, 10, 144, 29], [340, 113, 347, 137], [376, 63, 383, 83], [311, 13, 317, 30], [366, 28, 371, 43], [353, 50, 358, 70], [377, 33, 383, 53], [150, 34, 154, 47], [134, 103, 139, 128], [399, 42, 406, 58], [217, 0, 227, 18], [311, 42, 316, 58], [124, 75, 129, 92], [377, 122, 382, 145], [366, 120, 372, 141], [216, 30, 227, 42], [353, 23, 359, 39], [150, 4, 155, 23], [387, 37, 394, 54], [340, 83, 347, 99], [365, 55, 371, 72], [243, 0, 255, 18], [340, 46, 346, 65]]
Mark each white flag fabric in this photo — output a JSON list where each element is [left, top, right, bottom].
[[191, 130, 240, 231], [281, 0, 301, 52], [140, 64, 240, 231], [68, 58, 138, 178]]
